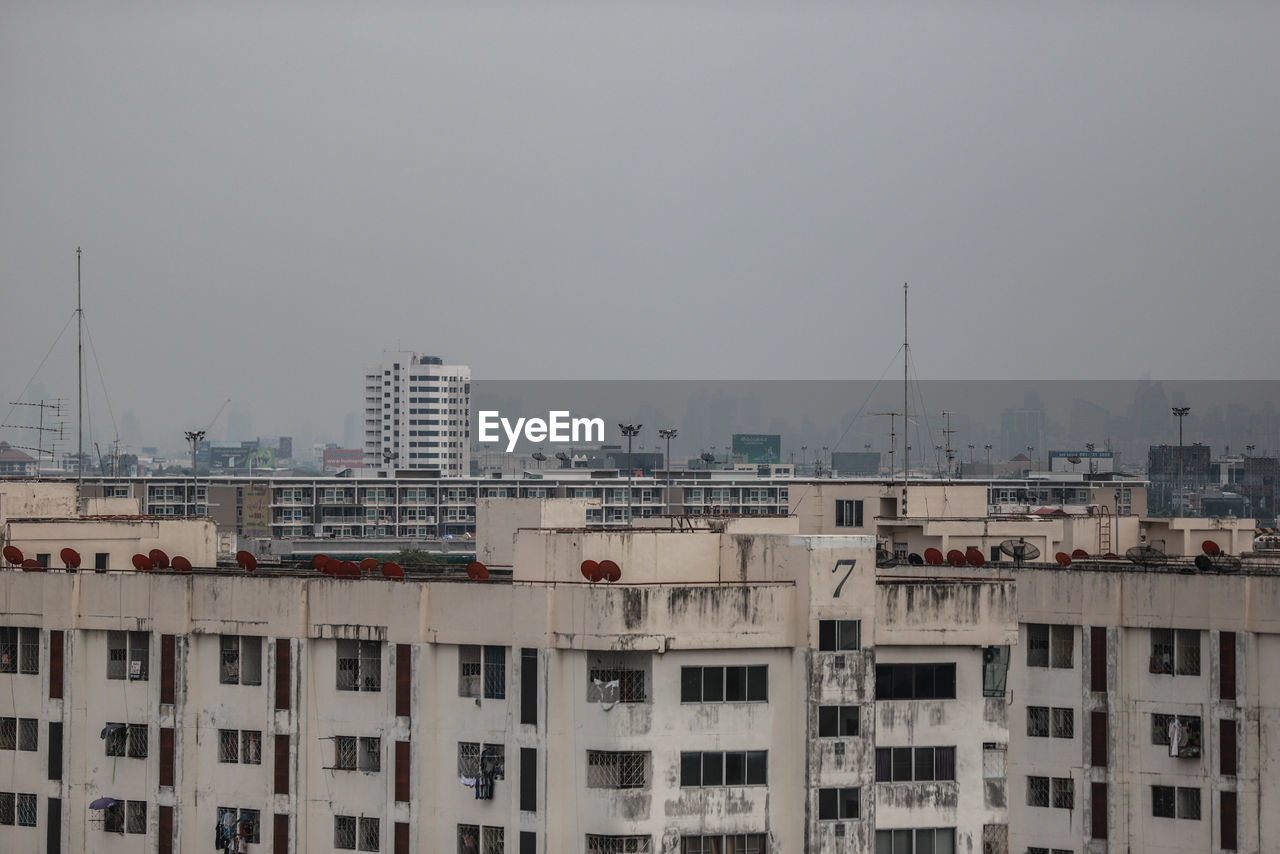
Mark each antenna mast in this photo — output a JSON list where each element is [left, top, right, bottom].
[[902, 283, 909, 514], [77, 247, 84, 511]]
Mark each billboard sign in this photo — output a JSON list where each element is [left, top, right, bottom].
[[733, 433, 781, 464]]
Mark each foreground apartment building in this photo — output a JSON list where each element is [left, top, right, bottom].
[[1, 503, 1276, 853]]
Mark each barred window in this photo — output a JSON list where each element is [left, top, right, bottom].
[[0, 792, 12, 825], [335, 736, 358, 770], [585, 835, 652, 854], [1177, 787, 1201, 820], [361, 737, 381, 772], [107, 630, 149, 681], [19, 628, 38, 674], [483, 645, 505, 699], [0, 718, 14, 750], [1052, 777, 1074, 810], [17, 718, 37, 751], [1152, 714, 1202, 757], [1027, 707, 1049, 738], [818, 787, 860, 820], [336, 815, 357, 849], [1151, 628, 1175, 674], [1051, 708, 1074, 739], [481, 826, 504, 854], [0, 628, 16, 674], [220, 635, 263, 685], [104, 723, 145, 758], [15, 792, 35, 827], [1050, 625, 1074, 668], [238, 809, 261, 843], [1175, 630, 1201, 676], [1027, 625, 1049, 667], [682, 835, 766, 854], [103, 800, 123, 833], [458, 742, 481, 778], [459, 647, 482, 697], [126, 800, 146, 834], [588, 652, 649, 703], [1027, 776, 1050, 807], [337, 639, 382, 692], [818, 705, 860, 737], [458, 824, 479, 853], [127, 724, 148, 758], [360, 816, 381, 851], [587, 751, 648, 789], [1153, 785, 1175, 818], [243, 730, 262, 765], [220, 729, 241, 763]]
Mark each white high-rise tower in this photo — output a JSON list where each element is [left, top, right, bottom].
[[363, 352, 471, 474]]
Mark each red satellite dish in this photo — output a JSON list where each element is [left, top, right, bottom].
[[1103, 552, 1119, 560], [60, 547, 81, 569], [312, 554, 331, 570], [466, 561, 489, 581], [923, 547, 944, 566], [381, 562, 404, 580], [3, 545, 24, 565], [1071, 548, 1089, 559], [21, 558, 44, 572], [599, 559, 621, 581], [132, 553, 153, 571], [580, 559, 601, 582], [149, 549, 170, 569], [171, 555, 193, 572], [946, 549, 966, 567], [965, 547, 985, 567], [339, 561, 360, 578], [359, 557, 379, 573], [236, 550, 258, 573], [1202, 540, 1221, 556], [1055, 552, 1072, 567]]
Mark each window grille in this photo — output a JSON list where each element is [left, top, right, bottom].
[[1152, 785, 1175, 818], [335, 815, 357, 849], [587, 751, 648, 789], [585, 835, 652, 854], [1152, 714, 1202, 757], [17, 718, 36, 751], [0, 718, 14, 750], [107, 631, 128, 680], [458, 742, 481, 777], [0, 628, 16, 673], [1177, 787, 1201, 820], [104, 723, 128, 757], [219, 730, 240, 763], [360, 737, 381, 772], [459, 647, 482, 697], [16, 793, 36, 827], [482, 826, 504, 854], [1052, 777, 1074, 809], [126, 800, 146, 834], [1027, 776, 1050, 807], [360, 817, 381, 851], [1150, 628, 1175, 674], [242, 731, 262, 764], [0, 792, 12, 825], [1051, 708, 1074, 739], [127, 724, 148, 758], [335, 736, 358, 770], [1176, 630, 1201, 675], [458, 824, 480, 854], [1027, 707, 1049, 737], [588, 654, 648, 703], [1027, 625, 1050, 667], [19, 628, 38, 674], [1050, 625, 1074, 668], [483, 646, 505, 699], [104, 800, 123, 833], [221, 636, 241, 684]]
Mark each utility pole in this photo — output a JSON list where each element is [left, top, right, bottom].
[[1173, 406, 1190, 516]]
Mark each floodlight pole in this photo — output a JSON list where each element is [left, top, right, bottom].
[[658, 428, 678, 522], [1173, 407, 1190, 515], [185, 430, 205, 515], [619, 424, 641, 525]]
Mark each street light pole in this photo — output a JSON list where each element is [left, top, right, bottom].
[[1172, 406, 1190, 515], [658, 428, 677, 520], [184, 430, 205, 515], [619, 424, 641, 524]]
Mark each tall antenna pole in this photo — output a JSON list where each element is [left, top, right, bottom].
[[902, 283, 909, 514], [76, 247, 84, 510]]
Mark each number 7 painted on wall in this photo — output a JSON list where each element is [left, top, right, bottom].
[[831, 559, 856, 598]]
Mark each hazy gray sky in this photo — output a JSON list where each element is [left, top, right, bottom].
[[3, 2, 1278, 451]]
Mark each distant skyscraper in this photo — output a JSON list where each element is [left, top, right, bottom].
[[363, 352, 470, 474], [344, 411, 359, 449]]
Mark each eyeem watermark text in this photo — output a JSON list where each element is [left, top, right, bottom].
[[478, 411, 605, 452]]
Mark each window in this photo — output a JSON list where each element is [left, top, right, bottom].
[[875, 747, 955, 782], [481, 826, 504, 854], [220, 635, 262, 685], [0, 718, 38, 751], [982, 646, 1010, 697], [1222, 791, 1238, 850], [682, 835, 766, 854], [1027, 624, 1073, 668], [459, 645, 505, 699], [584, 835, 652, 854], [1221, 719, 1237, 776], [104, 723, 147, 758], [107, 630, 149, 680], [818, 705, 861, 737], [875, 663, 956, 700], [360, 817, 381, 851], [127, 800, 147, 834], [818, 787, 860, 820], [0, 627, 39, 674], [1150, 628, 1199, 675], [1152, 714, 1202, 757], [1052, 777, 1074, 809], [457, 742, 505, 780], [1090, 625, 1108, 691], [679, 751, 767, 786], [1220, 631, 1236, 700], [818, 620, 861, 651], [1177, 787, 1201, 820], [336, 815, 357, 849], [1091, 712, 1108, 768], [586, 751, 647, 789], [681, 665, 767, 703], [218, 808, 260, 844], [337, 639, 381, 692], [103, 800, 123, 833], [874, 828, 955, 854], [1152, 785, 1199, 819], [835, 499, 864, 527], [1023, 706, 1075, 738], [217, 729, 261, 764], [1027, 776, 1050, 807], [1091, 783, 1108, 839], [588, 653, 648, 704]]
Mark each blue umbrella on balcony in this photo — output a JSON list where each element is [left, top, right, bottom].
[[89, 797, 118, 810]]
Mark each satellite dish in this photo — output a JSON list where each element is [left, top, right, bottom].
[[1055, 552, 1072, 567], [339, 561, 360, 578], [1201, 540, 1221, 556], [21, 559, 44, 572], [1068, 456, 1082, 465], [923, 547, 944, 566], [359, 557, 379, 573], [131, 553, 153, 571], [599, 559, 621, 582], [311, 554, 331, 570], [531, 452, 547, 461], [149, 549, 170, 569], [381, 562, 404, 580], [555, 452, 570, 461], [466, 561, 489, 581], [1103, 552, 1119, 560], [965, 547, 986, 568], [700, 452, 716, 463], [236, 550, 258, 573], [60, 547, 81, 569], [946, 549, 966, 567], [171, 555, 193, 572], [580, 559, 601, 582], [999, 538, 1041, 566], [1071, 548, 1089, 559], [1210, 553, 1241, 573], [2, 545, 23, 565], [875, 547, 898, 569], [907, 552, 924, 566], [1125, 545, 1167, 569]]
